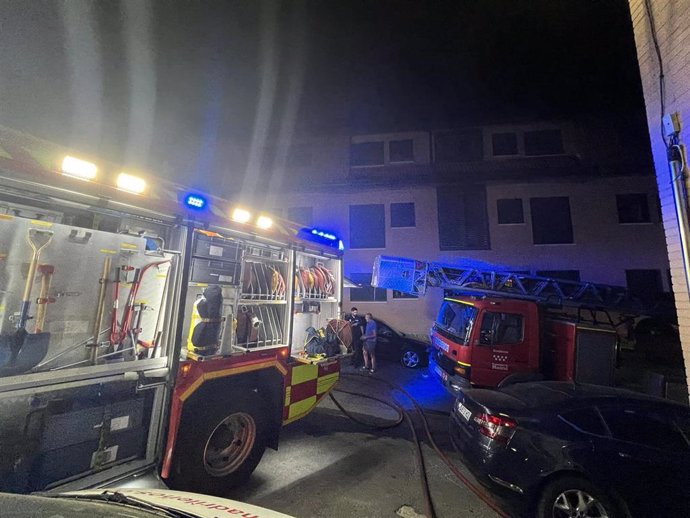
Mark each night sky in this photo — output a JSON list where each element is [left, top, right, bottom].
[[0, 0, 646, 186]]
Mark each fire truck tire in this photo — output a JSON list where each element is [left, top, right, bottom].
[[168, 392, 268, 495]]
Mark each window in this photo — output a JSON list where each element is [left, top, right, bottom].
[[524, 129, 564, 156], [530, 197, 573, 244], [434, 129, 483, 162], [536, 270, 581, 282], [626, 269, 662, 302], [560, 408, 608, 436], [389, 139, 414, 162], [351, 141, 384, 167], [437, 186, 490, 250], [392, 290, 418, 299], [349, 273, 387, 302], [349, 204, 385, 249], [600, 406, 689, 451], [287, 206, 313, 227], [497, 199, 524, 224], [391, 202, 416, 228], [478, 311, 524, 346], [436, 300, 478, 344], [376, 321, 394, 338], [492, 133, 518, 156], [617, 193, 650, 223]]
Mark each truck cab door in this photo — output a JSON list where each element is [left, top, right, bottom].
[[471, 309, 530, 387]]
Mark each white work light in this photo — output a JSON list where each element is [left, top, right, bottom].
[[116, 172, 146, 194], [61, 156, 97, 181], [231, 208, 251, 223], [257, 215, 273, 229]]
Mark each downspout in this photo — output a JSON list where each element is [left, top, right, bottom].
[[666, 114, 690, 294]]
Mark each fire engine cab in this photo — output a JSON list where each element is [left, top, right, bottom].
[[0, 126, 348, 496], [372, 255, 650, 394]]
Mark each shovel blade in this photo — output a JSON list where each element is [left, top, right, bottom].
[[0, 332, 50, 377]]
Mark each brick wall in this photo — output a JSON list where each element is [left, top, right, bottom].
[[629, 0, 690, 395]]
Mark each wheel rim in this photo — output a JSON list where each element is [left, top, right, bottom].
[[552, 489, 610, 518], [203, 412, 256, 477], [402, 350, 420, 368]]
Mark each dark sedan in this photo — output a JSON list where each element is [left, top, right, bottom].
[[373, 318, 430, 369], [450, 381, 690, 518]]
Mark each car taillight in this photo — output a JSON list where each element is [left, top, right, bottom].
[[473, 413, 518, 445]]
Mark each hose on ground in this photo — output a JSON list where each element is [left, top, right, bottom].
[[340, 372, 510, 518]]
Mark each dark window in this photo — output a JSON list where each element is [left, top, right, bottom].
[[350, 204, 385, 249], [626, 269, 663, 302], [560, 408, 608, 436], [437, 186, 490, 250], [393, 290, 418, 299], [497, 199, 524, 224], [389, 139, 414, 162], [351, 141, 384, 167], [391, 202, 416, 228], [287, 206, 313, 227], [436, 300, 478, 344], [478, 312, 524, 346], [524, 129, 564, 156], [349, 273, 387, 302], [530, 197, 573, 244], [434, 129, 483, 162], [600, 406, 689, 451], [536, 270, 581, 282], [376, 322, 394, 338], [492, 133, 518, 156], [617, 193, 650, 223]]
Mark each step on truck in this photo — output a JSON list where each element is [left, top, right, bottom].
[[372, 255, 654, 394], [0, 126, 348, 496]]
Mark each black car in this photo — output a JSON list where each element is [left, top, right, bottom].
[[450, 381, 690, 518], [373, 318, 430, 368]]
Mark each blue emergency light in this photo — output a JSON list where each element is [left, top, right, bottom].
[[301, 227, 343, 250], [184, 194, 207, 210]]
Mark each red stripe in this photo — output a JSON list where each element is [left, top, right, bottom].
[[289, 378, 318, 403]]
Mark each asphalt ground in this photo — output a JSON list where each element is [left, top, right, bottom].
[[224, 361, 509, 518]]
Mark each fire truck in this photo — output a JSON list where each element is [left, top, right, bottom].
[[0, 126, 348, 496], [373, 255, 651, 394]]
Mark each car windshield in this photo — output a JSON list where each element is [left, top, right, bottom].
[[436, 300, 478, 344]]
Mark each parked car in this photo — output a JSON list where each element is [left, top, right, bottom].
[[0, 488, 294, 517], [450, 381, 690, 518], [373, 318, 430, 368]]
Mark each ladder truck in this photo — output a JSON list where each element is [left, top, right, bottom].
[[373, 255, 652, 394]]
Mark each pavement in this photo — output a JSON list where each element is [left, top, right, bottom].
[[223, 362, 507, 518]]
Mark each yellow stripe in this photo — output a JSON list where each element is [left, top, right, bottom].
[[445, 298, 475, 306], [30, 220, 53, 227], [189, 282, 209, 287], [0, 214, 14, 221], [179, 359, 288, 402], [291, 364, 318, 385], [316, 372, 339, 394], [284, 386, 291, 406], [457, 360, 471, 367], [100, 249, 117, 255], [121, 243, 138, 249], [287, 395, 317, 420], [0, 145, 11, 159]]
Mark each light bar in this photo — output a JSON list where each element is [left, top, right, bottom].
[[311, 228, 337, 241], [61, 156, 97, 181], [257, 215, 273, 229], [116, 172, 146, 194], [232, 208, 251, 224], [184, 194, 207, 210]]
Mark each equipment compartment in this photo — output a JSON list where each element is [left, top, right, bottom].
[[190, 258, 241, 286]]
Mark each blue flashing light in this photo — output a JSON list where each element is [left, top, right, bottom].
[[185, 194, 207, 210], [310, 228, 337, 241], [299, 227, 342, 250], [338, 240, 344, 251]]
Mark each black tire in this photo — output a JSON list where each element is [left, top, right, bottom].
[[537, 476, 624, 518], [167, 391, 268, 495], [400, 347, 421, 369]]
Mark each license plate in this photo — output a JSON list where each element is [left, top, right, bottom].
[[434, 365, 448, 382], [457, 401, 472, 422]]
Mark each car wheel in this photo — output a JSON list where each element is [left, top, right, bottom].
[[168, 391, 268, 495], [400, 347, 421, 369], [537, 476, 623, 518]]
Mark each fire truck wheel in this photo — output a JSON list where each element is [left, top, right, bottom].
[[169, 392, 268, 495]]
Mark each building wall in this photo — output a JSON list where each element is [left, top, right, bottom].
[[278, 174, 669, 335], [629, 0, 690, 391]]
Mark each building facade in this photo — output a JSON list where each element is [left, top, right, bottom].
[[270, 118, 669, 335], [629, 0, 690, 394]]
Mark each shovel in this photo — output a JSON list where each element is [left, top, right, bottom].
[[0, 228, 54, 377]]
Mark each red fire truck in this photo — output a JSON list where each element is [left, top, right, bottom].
[[0, 126, 348, 496], [373, 255, 649, 394]]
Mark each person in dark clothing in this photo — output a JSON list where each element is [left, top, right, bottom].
[[345, 307, 365, 367]]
